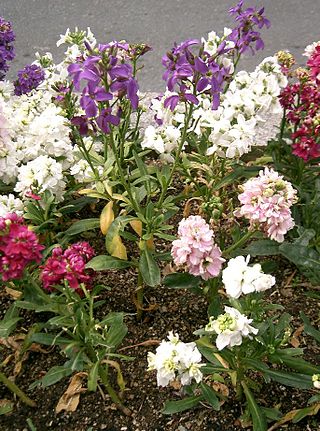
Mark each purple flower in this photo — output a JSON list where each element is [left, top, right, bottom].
[[96, 107, 120, 134], [0, 17, 15, 80], [14, 64, 45, 95], [228, 0, 270, 55], [80, 82, 112, 118]]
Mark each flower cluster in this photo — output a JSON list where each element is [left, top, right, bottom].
[[235, 167, 297, 242], [222, 255, 275, 299], [0, 193, 24, 217], [228, 0, 270, 54], [14, 64, 45, 96], [206, 56, 287, 158], [171, 215, 225, 280], [68, 40, 145, 135], [0, 85, 74, 199], [0, 17, 15, 80], [14, 155, 66, 202], [41, 241, 95, 293], [147, 331, 204, 387], [143, 56, 286, 160], [0, 213, 44, 281], [279, 42, 320, 161], [205, 306, 258, 350]]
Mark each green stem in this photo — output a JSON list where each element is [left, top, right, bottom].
[[136, 270, 144, 321], [0, 371, 36, 407], [157, 103, 194, 207], [108, 126, 141, 214], [223, 230, 255, 257], [98, 365, 131, 416]]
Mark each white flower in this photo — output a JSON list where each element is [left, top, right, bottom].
[[222, 256, 275, 299], [312, 374, 320, 389], [14, 155, 66, 202], [0, 194, 24, 217], [147, 332, 204, 387], [303, 41, 320, 58], [206, 306, 258, 351]]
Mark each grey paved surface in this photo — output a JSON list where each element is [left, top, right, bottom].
[[2, 0, 320, 91]]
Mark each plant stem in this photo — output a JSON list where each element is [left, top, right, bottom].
[[0, 371, 36, 407], [222, 230, 255, 257], [136, 270, 144, 321], [98, 365, 131, 416], [157, 103, 194, 207]]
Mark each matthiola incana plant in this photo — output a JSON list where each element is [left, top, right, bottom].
[[149, 255, 318, 430], [0, 215, 131, 414]]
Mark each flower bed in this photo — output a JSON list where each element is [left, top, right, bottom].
[[0, 2, 319, 430]]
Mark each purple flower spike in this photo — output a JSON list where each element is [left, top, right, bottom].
[[0, 17, 15, 80], [14, 64, 45, 95], [228, 0, 271, 56]]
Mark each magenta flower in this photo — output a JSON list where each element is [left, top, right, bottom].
[[171, 216, 225, 280], [41, 241, 95, 293], [0, 213, 44, 281]]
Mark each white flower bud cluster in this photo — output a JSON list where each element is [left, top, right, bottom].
[[147, 331, 204, 387]]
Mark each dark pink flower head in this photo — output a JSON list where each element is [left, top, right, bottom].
[[41, 241, 95, 294], [0, 213, 44, 282]]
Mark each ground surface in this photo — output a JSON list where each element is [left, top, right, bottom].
[[2, 0, 320, 91]]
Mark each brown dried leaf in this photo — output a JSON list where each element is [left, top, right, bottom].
[[290, 325, 304, 348], [214, 353, 229, 369], [162, 263, 174, 277], [169, 379, 182, 390], [4, 287, 22, 300], [55, 373, 87, 414], [211, 382, 229, 398]]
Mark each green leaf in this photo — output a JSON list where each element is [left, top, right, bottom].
[[31, 333, 70, 346], [292, 403, 320, 423], [264, 369, 312, 389], [200, 382, 220, 410], [162, 396, 203, 414], [301, 312, 320, 343], [0, 400, 14, 415], [139, 248, 161, 287], [163, 272, 201, 289], [243, 239, 280, 256], [260, 407, 282, 421], [0, 316, 21, 337], [106, 320, 128, 350], [88, 361, 99, 392], [36, 365, 73, 388], [279, 242, 320, 271], [271, 351, 319, 375], [86, 255, 134, 270], [242, 382, 267, 431], [64, 218, 100, 236]]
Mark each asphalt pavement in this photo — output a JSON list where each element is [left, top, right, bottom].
[[2, 0, 320, 91]]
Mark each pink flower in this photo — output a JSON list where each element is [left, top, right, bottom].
[[235, 168, 297, 242], [172, 216, 225, 280], [41, 241, 95, 293], [0, 213, 44, 281]]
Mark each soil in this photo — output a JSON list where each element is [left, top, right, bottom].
[[0, 252, 319, 431]]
